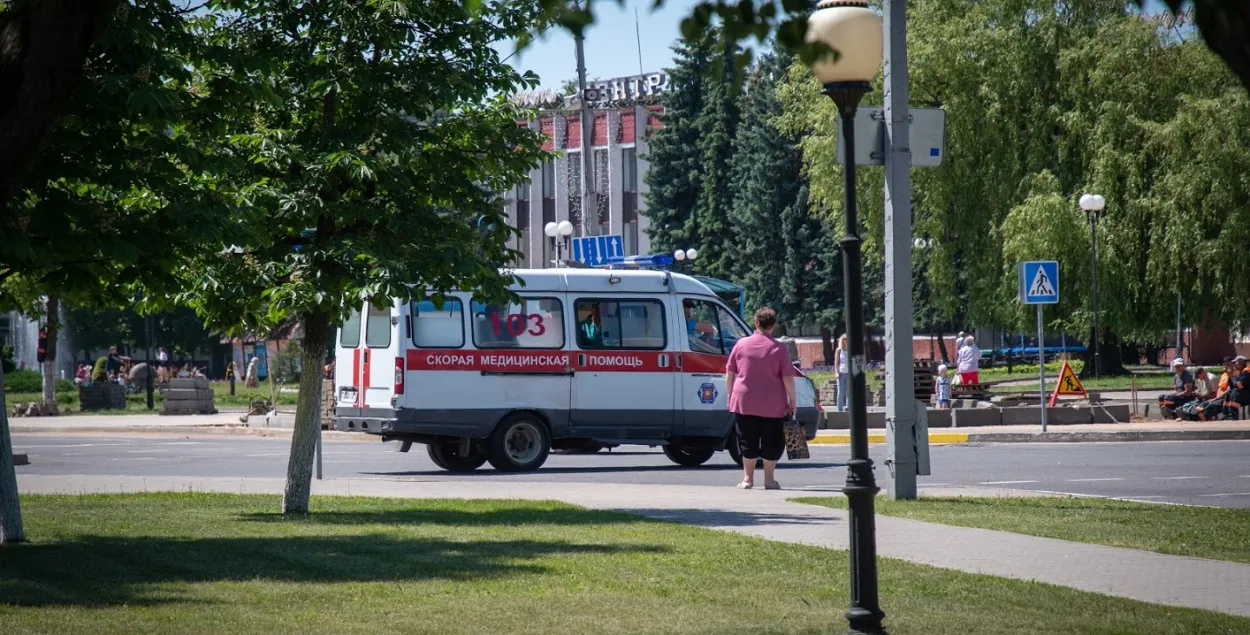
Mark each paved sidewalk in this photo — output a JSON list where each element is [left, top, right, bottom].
[[18, 474, 1250, 618], [813, 420, 1250, 444]]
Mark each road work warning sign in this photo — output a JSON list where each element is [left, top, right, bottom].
[[1047, 361, 1087, 406]]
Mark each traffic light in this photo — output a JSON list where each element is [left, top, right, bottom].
[[37, 328, 48, 364]]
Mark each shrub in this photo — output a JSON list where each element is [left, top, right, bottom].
[[0, 369, 73, 394], [92, 357, 108, 383], [271, 341, 303, 384]]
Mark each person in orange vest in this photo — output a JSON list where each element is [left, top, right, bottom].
[[1186, 358, 1234, 421], [1221, 356, 1250, 420]]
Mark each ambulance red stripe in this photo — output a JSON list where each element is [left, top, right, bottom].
[[406, 349, 730, 374]]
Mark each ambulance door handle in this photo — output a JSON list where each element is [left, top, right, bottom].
[[676, 353, 683, 370]]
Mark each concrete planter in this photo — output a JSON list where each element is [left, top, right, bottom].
[[161, 377, 217, 415], [78, 383, 126, 411]]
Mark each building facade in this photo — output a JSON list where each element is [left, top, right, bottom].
[[503, 73, 667, 268]]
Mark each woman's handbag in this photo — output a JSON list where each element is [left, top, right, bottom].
[[783, 414, 810, 460]]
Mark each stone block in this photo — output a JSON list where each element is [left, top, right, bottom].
[[999, 406, 1041, 426], [952, 408, 1002, 428], [1091, 404, 1131, 424], [923, 408, 953, 428], [1046, 407, 1093, 425], [820, 411, 887, 430], [78, 383, 126, 410]]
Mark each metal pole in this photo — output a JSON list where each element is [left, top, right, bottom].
[[145, 315, 155, 410], [825, 81, 883, 635], [317, 382, 322, 475], [573, 5, 595, 237], [1090, 214, 1100, 378], [882, 0, 916, 502], [1038, 304, 1048, 432], [1176, 293, 1182, 362]]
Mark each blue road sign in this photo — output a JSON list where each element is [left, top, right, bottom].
[[1019, 261, 1059, 305], [572, 234, 625, 266]]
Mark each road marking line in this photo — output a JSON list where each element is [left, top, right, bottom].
[[1198, 492, 1250, 498], [978, 480, 1040, 485], [1065, 478, 1125, 482], [243, 453, 288, 457], [14, 443, 134, 448], [1150, 476, 1209, 480]]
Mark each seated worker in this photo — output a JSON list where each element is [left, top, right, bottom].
[[683, 300, 721, 354], [1182, 357, 1235, 421], [1158, 358, 1197, 419], [578, 302, 605, 348], [1221, 356, 1250, 420], [1193, 367, 1217, 400]]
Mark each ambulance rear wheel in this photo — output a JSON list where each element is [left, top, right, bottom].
[[487, 414, 551, 472], [663, 445, 715, 467], [427, 441, 487, 472]]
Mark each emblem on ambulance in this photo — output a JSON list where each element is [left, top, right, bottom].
[[697, 383, 718, 404]]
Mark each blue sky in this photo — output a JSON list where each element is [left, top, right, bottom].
[[499, 0, 1180, 90]]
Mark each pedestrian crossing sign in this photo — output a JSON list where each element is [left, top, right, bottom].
[[1019, 260, 1059, 305], [1047, 360, 1087, 406]]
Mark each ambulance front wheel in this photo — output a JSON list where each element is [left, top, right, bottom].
[[725, 432, 762, 469], [487, 414, 551, 472], [427, 441, 488, 472]]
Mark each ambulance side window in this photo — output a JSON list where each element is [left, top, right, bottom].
[[471, 297, 564, 349], [339, 308, 362, 348], [575, 299, 666, 350], [410, 299, 465, 348], [364, 303, 392, 349]]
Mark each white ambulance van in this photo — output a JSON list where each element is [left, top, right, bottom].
[[332, 268, 820, 472]]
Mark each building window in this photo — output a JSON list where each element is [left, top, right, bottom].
[[574, 299, 667, 350], [517, 181, 530, 201], [410, 299, 464, 348], [568, 154, 582, 228], [624, 221, 638, 256], [541, 161, 555, 199], [622, 147, 637, 192], [471, 297, 565, 349]]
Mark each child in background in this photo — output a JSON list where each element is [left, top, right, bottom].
[[936, 364, 952, 409]]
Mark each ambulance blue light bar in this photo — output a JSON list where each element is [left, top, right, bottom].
[[603, 254, 675, 268]]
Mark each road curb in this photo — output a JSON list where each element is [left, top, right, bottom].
[[965, 430, 1250, 443], [811, 432, 969, 445], [9, 425, 376, 442]]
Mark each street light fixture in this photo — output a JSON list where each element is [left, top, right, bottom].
[[673, 248, 697, 272], [1078, 193, 1105, 378], [806, 2, 884, 633], [544, 220, 575, 264]]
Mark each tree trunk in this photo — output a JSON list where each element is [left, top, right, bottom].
[[935, 327, 950, 364], [42, 295, 58, 404], [1079, 327, 1129, 379], [0, 364, 25, 542], [820, 326, 835, 366], [0, 0, 120, 210], [281, 311, 331, 515]]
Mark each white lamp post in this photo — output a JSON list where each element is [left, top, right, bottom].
[[544, 220, 575, 264], [1078, 194, 1105, 378], [807, 1, 884, 633], [673, 248, 697, 271]]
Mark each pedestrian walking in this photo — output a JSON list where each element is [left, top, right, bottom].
[[834, 334, 850, 412], [956, 335, 980, 385], [726, 307, 796, 491]]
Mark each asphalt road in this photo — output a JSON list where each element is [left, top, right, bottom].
[[13, 434, 1250, 508]]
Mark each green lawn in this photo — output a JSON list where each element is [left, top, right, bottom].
[[3, 380, 298, 414], [2, 494, 1247, 635], [794, 496, 1250, 564]]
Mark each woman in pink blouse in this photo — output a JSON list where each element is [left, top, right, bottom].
[[726, 307, 796, 490]]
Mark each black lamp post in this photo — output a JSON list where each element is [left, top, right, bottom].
[[1078, 193, 1105, 378], [544, 220, 574, 264], [807, 2, 885, 633]]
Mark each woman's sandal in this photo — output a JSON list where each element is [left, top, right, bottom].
[[737, 481, 754, 489], [764, 481, 781, 490]]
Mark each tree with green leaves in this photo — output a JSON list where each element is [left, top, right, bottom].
[[0, 0, 235, 544], [689, 34, 742, 279], [643, 29, 715, 254], [180, 0, 548, 514]]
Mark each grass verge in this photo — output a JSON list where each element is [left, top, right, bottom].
[[2, 493, 1247, 635], [794, 496, 1250, 564]]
